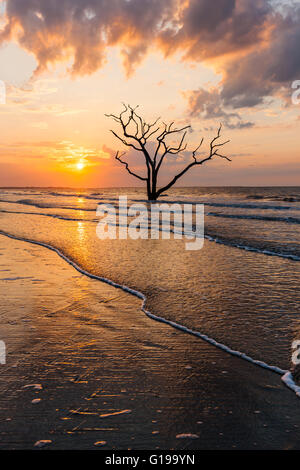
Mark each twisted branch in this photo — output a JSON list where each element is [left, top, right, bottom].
[[105, 105, 231, 199]]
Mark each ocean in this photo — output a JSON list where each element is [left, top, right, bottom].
[[0, 186, 299, 380]]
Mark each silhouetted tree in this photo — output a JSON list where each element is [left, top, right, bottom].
[[106, 104, 231, 201]]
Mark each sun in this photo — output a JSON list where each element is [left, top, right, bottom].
[[76, 162, 85, 171]]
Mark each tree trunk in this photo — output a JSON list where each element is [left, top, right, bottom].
[[150, 172, 158, 201], [147, 189, 157, 201]]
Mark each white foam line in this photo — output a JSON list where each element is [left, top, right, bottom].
[[2, 205, 300, 262], [281, 372, 300, 397], [205, 235, 300, 261], [0, 230, 298, 398]]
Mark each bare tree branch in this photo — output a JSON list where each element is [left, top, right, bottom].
[[110, 130, 141, 152], [106, 106, 231, 200], [156, 125, 231, 198], [105, 104, 154, 169], [115, 151, 147, 181]]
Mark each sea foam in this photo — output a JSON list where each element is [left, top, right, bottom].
[[0, 230, 299, 399]]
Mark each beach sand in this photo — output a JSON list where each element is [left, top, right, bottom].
[[1, 234, 300, 450]]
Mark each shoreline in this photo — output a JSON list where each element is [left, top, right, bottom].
[[0, 231, 298, 392], [1, 235, 300, 449]]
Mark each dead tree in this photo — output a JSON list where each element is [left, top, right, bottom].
[[105, 104, 231, 201]]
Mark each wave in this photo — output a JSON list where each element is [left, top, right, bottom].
[[2, 196, 300, 214], [205, 201, 300, 211], [207, 212, 300, 225], [205, 234, 300, 261], [0, 190, 104, 200], [126, 197, 300, 212], [0, 229, 299, 399], [113, 198, 300, 212], [47, 191, 106, 201], [0, 199, 96, 212], [1, 205, 300, 261], [0, 209, 96, 223], [246, 195, 300, 203]]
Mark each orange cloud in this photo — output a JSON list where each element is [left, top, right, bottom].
[[1, 0, 300, 113]]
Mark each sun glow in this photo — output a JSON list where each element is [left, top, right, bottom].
[[76, 162, 85, 170]]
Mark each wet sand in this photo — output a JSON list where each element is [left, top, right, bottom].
[[1, 235, 300, 450]]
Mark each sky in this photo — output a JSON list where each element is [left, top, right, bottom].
[[0, 0, 299, 188]]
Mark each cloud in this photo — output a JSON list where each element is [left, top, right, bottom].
[[0, 0, 177, 77], [184, 87, 254, 129], [157, 0, 272, 61], [1, 0, 300, 113], [177, 1, 300, 118], [219, 5, 300, 108], [1, 79, 88, 117], [0, 139, 110, 167]]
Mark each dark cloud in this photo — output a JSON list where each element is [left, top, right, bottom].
[[180, 1, 300, 116], [158, 0, 272, 61], [220, 5, 300, 108], [184, 87, 254, 129]]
